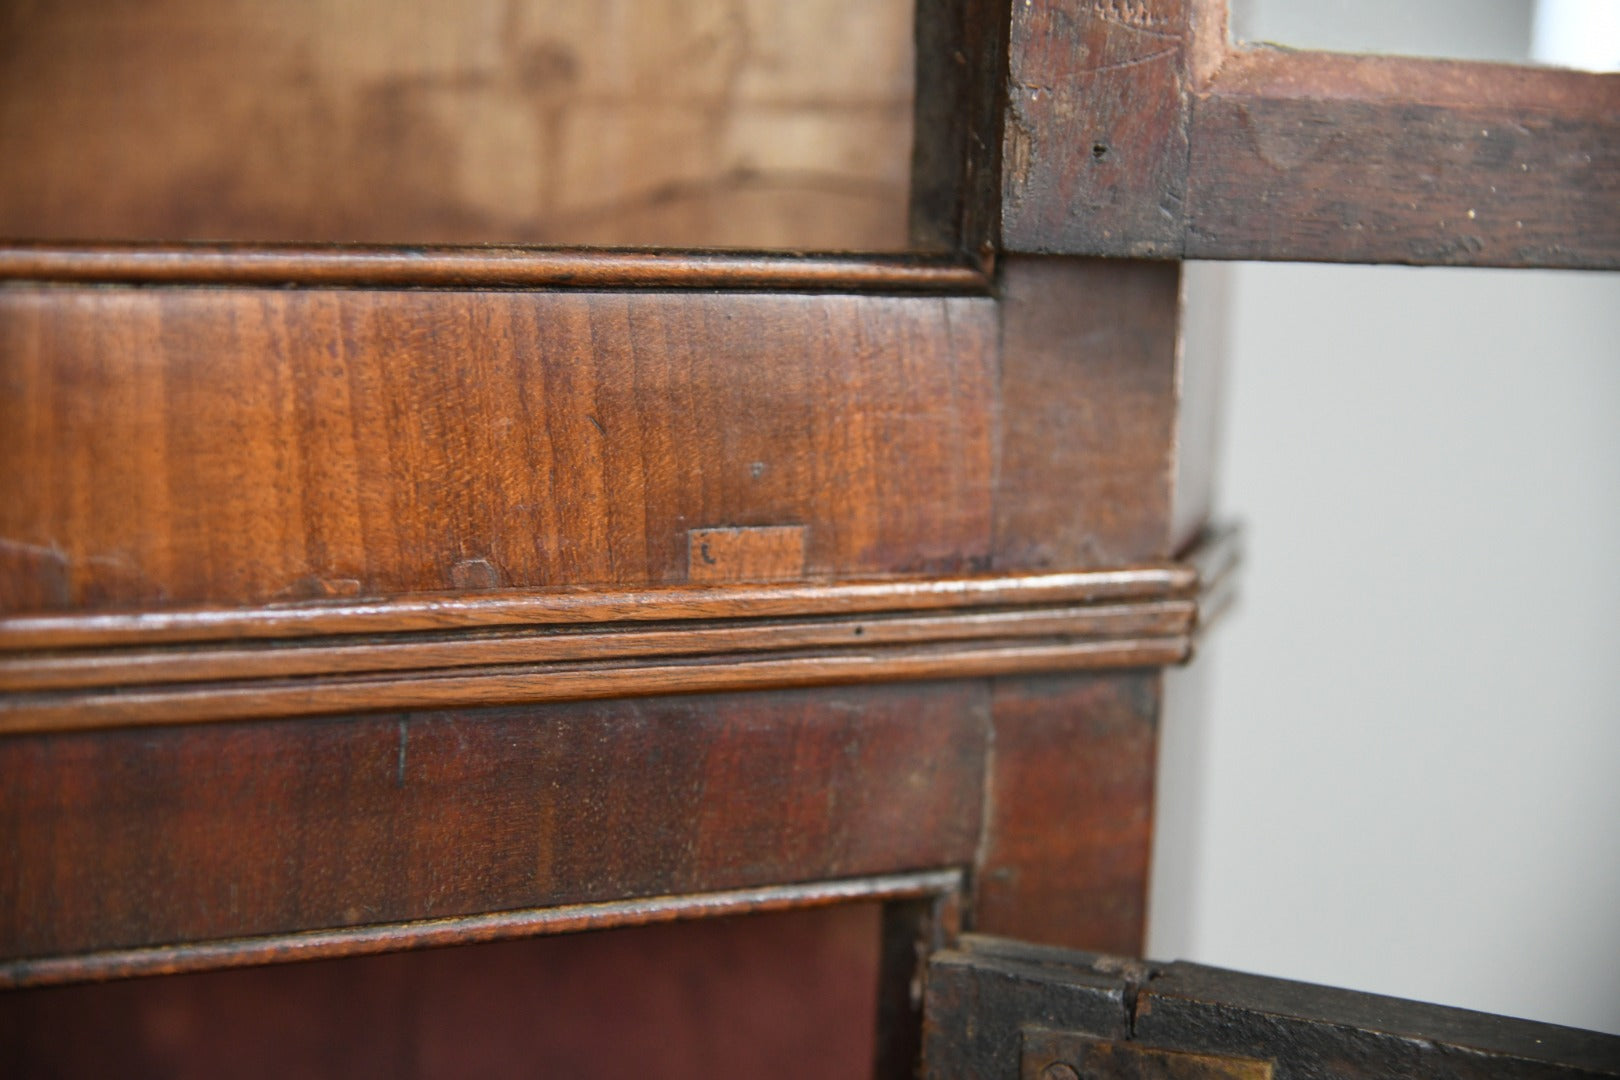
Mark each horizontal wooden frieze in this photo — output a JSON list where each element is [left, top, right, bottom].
[[0, 244, 990, 292], [0, 869, 961, 990], [0, 684, 988, 965], [0, 530, 1238, 734]]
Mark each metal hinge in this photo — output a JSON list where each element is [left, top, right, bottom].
[[1023, 1027, 1273, 1080]]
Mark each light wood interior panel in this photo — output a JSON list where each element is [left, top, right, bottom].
[[0, 0, 915, 249]]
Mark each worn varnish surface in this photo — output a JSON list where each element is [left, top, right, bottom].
[[1, 904, 884, 1080], [925, 936, 1620, 1079], [1001, 0, 1194, 257], [935, 0, 1619, 267], [0, 0, 915, 250], [1186, 51, 1620, 268], [0, 683, 987, 960], [0, 286, 996, 614]]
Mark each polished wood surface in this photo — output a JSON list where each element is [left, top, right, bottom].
[[0, 284, 996, 614], [0, 245, 986, 292], [0, 0, 914, 251], [0, 683, 986, 962]]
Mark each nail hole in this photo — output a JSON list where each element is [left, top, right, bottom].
[[1092, 143, 1109, 160]]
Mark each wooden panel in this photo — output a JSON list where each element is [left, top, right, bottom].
[[993, 257, 1183, 570], [972, 673, 1161, 954], [0, 904, 883, 1080], [1000, 0, 1193, 256], [0, 682, 987, 960], [925, 937, 1620, 1079], [0, 286, 996, 614], [0, 0, 915, 251], [1186, 51, 1620, 268]]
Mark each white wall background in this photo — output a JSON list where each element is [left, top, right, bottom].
[[1148, 0, 1620, 1037]]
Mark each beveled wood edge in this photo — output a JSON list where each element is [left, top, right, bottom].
[[0, 638, 1194, 735], [0, 244, 990, 293], [0, 869, 964, 990], [0, 530, 1242, 735], [0, 564, 1203, 651], [0, 603, 1198, 693]]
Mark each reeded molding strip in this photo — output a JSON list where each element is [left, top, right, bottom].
[[0, 564, 1201, 651], [0, 529, 1241, 736], [0, 869, 962, 989], [0, 244, 989, 293]]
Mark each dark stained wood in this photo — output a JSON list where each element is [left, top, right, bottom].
[[0, 683, 988, 962], [908, 0, 1009, 258], [925, 936, 1620, 1079], [1135, 958, 1620, 1078], [0, 0, 916, 252], [0, 903, 885, 1080], [972, 674, 1161, 954], [1000, 0, 1193, 257], [0, 285, 997, 615], [0, 245, 987, 292], [0, 870, 959, 990], [1186, 50, 1620, 268], [994, 257, 1183, 569]]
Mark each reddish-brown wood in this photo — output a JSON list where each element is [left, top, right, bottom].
[[0, 285, 996, 615], [1001, 0, 1194, 257], [0, 683, 988, 961], [1, 904, 885, 1080], [993, 256, 1183, 568], [972, 674, 1161, 954]]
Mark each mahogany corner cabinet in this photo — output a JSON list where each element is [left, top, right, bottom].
[[2, 1, 1616, 1076]]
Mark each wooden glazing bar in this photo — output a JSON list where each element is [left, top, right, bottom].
[[0, 869, 962, 990], [0, 245, 989, 293], [1186, 49, 1620, 268]]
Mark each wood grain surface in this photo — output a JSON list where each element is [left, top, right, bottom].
[[1186, 50, 1620, 268], [0, 0, 915, 251], [0, 286, 996, 614], [0, 682, 988, 961], [972, 674, 1162, 955], [1001, 0, 1194, 257], [994, 257, 1183, 569]]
